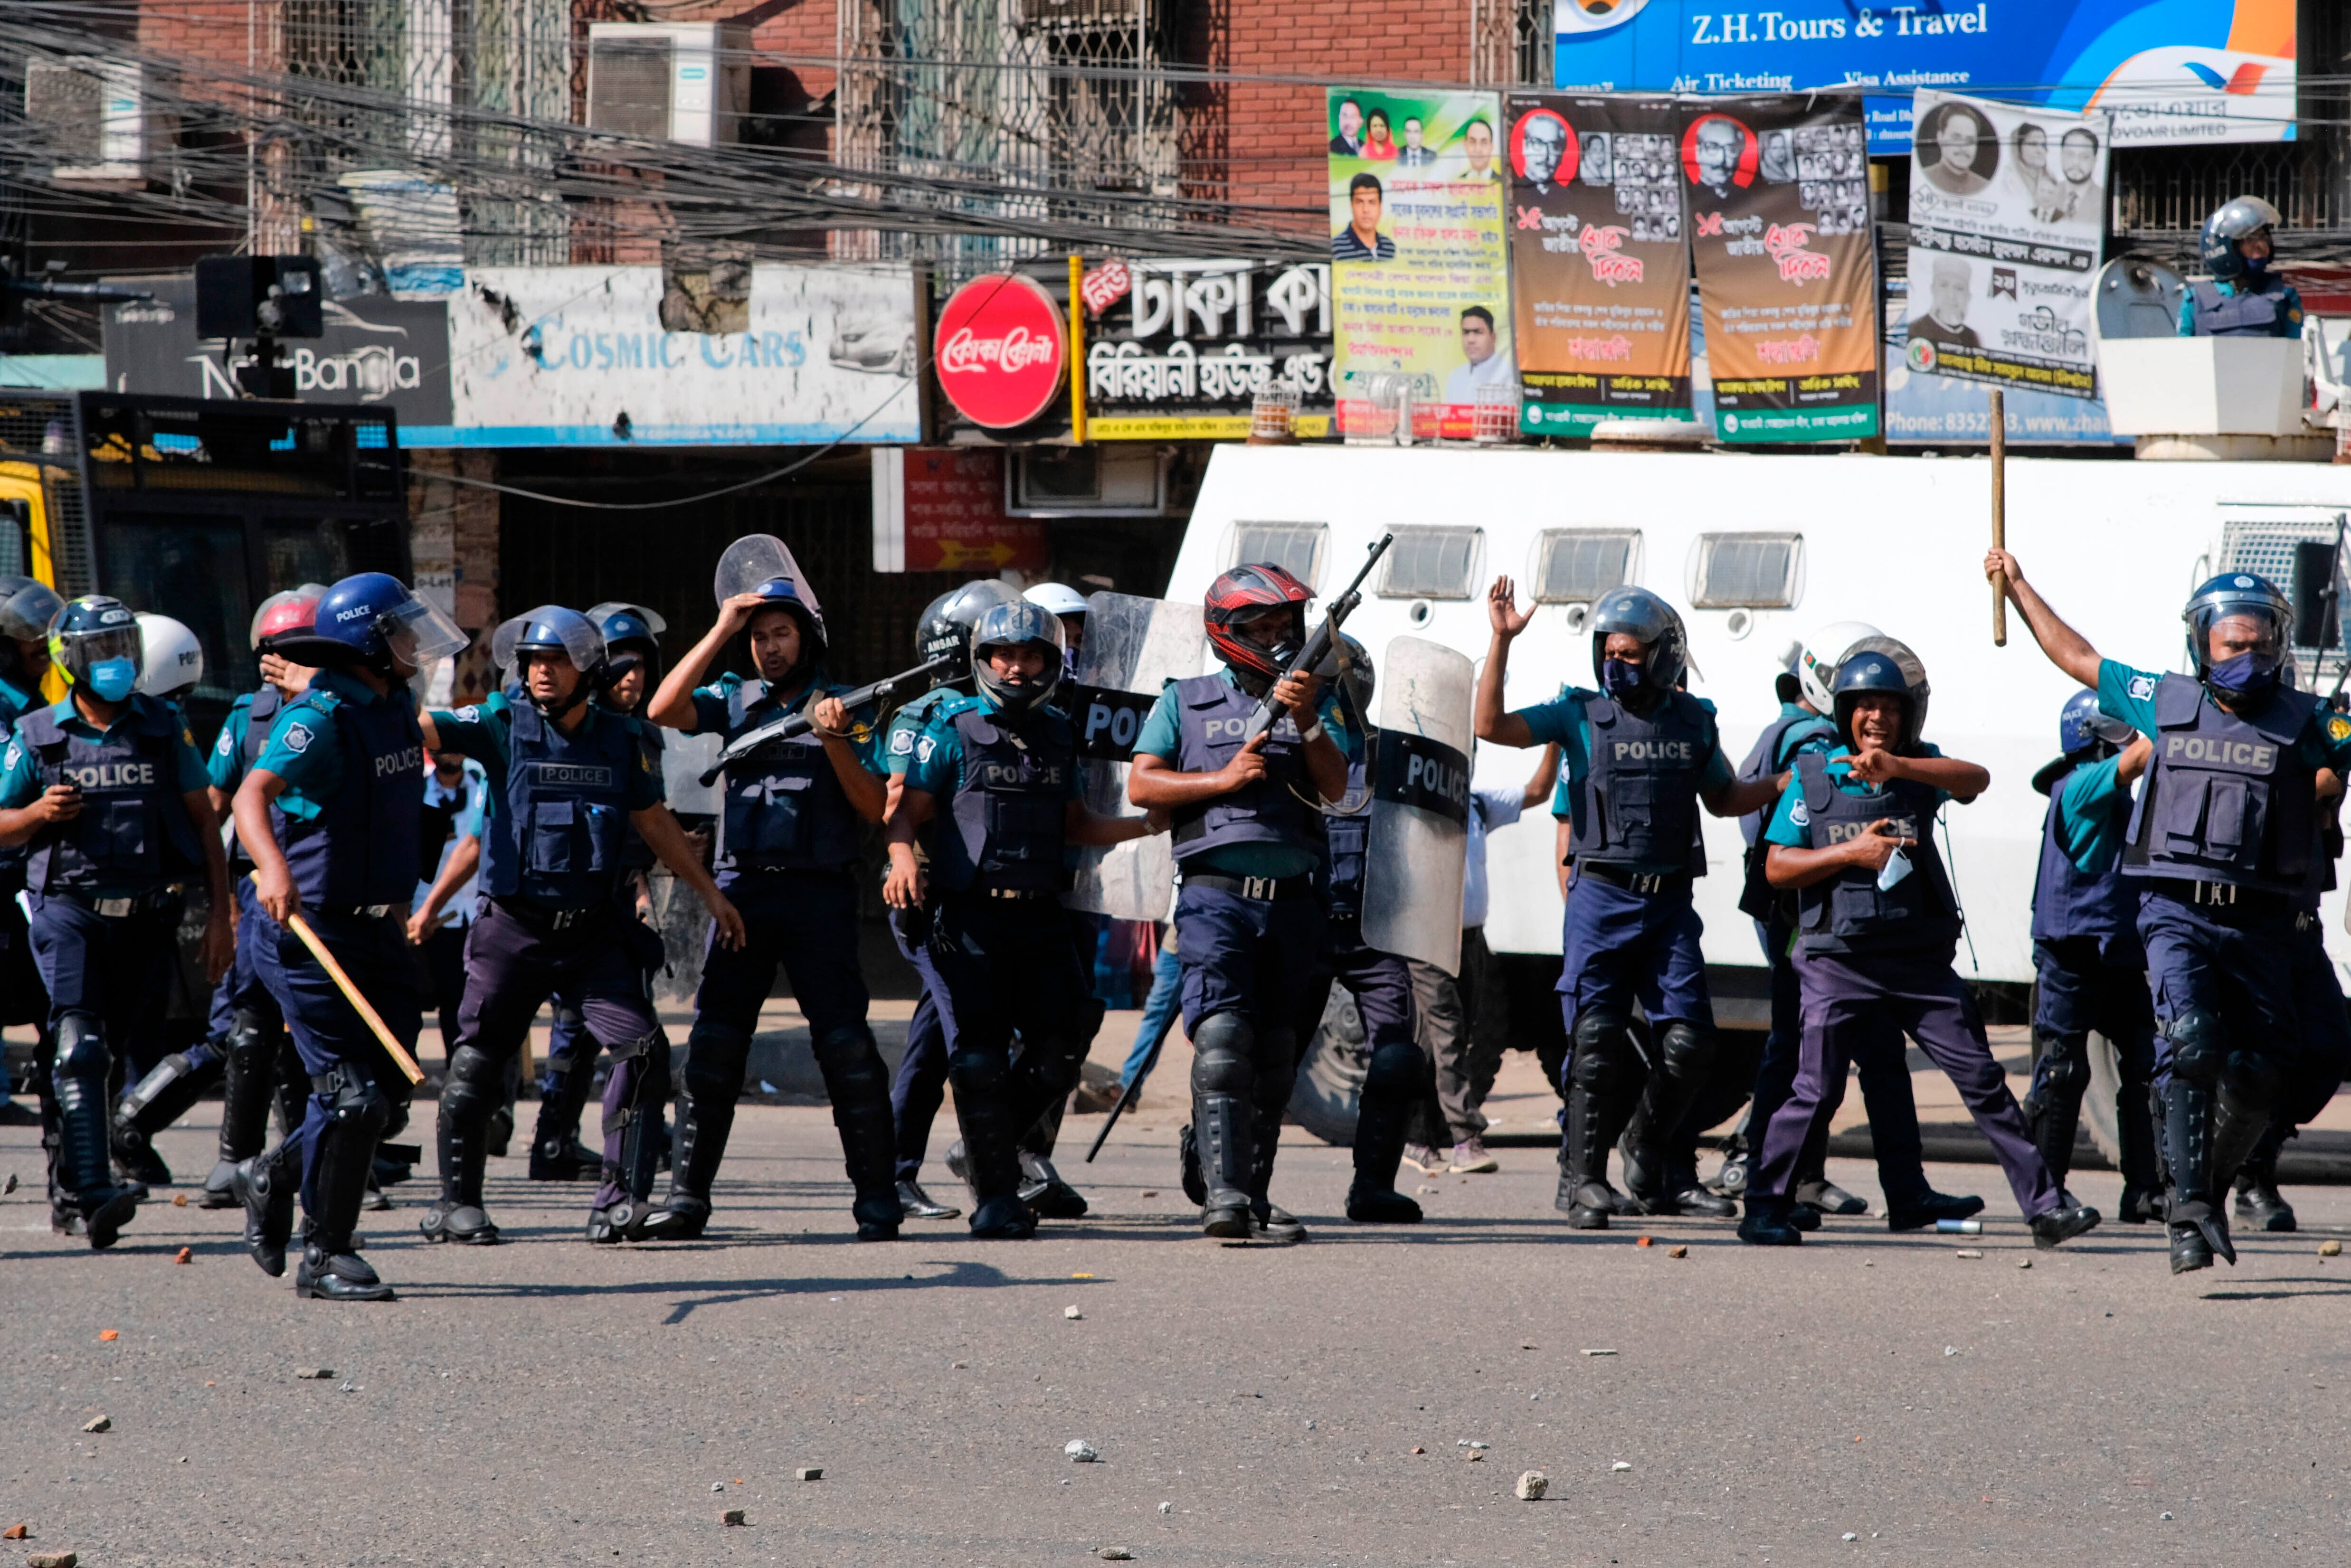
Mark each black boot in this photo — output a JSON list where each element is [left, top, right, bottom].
[[528, 1053, 601, 1181], [636, 1086, 731, 1242], [205, 1015, 276, 1207], [233, 1143, 296, 1275], [1348, 1040, 1423, 1225], [112, 1049, 218, 1188], [2161, 1077, 2233, 1269], [419, 1052, 500, 1245], [2029, 1201, 2102, 1248], [1738, 1194, 1804, 1246], [2023, 1029, 2090, 1194], [1193, 1087, 1255, 1238], [1618, 1022, 1714, 1216], [294, 1066, 394, 1301], [1018, 1151, 1089, 1219], [1553, 1082, 1614, 1230], [1885, 1190, 1986, 1232], [815, 1027, 905, 1241], [2114, 1077, 2164, 1224], [896, 1178, 958, 1221], [1794, 1179, 1869, 1217], [2232, 1125, 2297, 1232], [52, 1018, 140, 1251], [1177, 1123, 1207, 1207]]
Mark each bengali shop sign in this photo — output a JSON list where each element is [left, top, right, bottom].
[[1684, 95, 1881, 443], [1327, 87, 1512, 440], [1081, 259, 1335, 439], [1505, 92, 1694, 435]]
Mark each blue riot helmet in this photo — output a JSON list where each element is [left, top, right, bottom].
[[714, 533, 827, 675], [2057, 688, 2133, 756], [969, 600, 1065, 717], [584, 600, 666, 695], [492, 605, 609, 718], [288, 571, 469, 679], [46, 595, 142, 703], [1587, 586, 1688, 701], [1831, 637, 1930, 753], [1315, 630, 1374, 718], [2181, 571, 2291, 696], [2200, 196, 2282, 282]]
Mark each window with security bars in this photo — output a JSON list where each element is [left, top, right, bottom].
[[1532, 529, 1636, 603], [1377, 527, 1483, 599], [1692, 533, 1802, 609], [2219, 514, 2351, 662], [1230, 523, 1327, 593]]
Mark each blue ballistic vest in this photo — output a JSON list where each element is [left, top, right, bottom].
[[1735, 705, 1833, 921], [2189, 280, 2285, 338], [1324, 754, 1370, 918], [483, 698, 639, 910], [2029, 756, 2139, 944], [19, 697, 204, 896], [2121, 673, 2321, 899], [1573, 690, 1711, 876], [940, 705, 1072, 895], [271, 689, 424, 910], [1792, 751, 1961, 956], [1166, 674, 1324, 867], [717, 678, 861, 874], [224, 684, 283, 866]]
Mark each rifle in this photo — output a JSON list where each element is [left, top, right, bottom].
[[699, 653, 953, 787], [1240, 531, 1394, 745]]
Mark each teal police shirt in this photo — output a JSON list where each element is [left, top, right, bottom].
[[1762, 742, 1953, 849]]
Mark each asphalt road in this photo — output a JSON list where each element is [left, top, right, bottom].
[[5, 1106, 2351, 1567]]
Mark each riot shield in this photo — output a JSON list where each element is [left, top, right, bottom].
[[1359, 635, 1472, 974], [713, 533, 824, 620], [1066, 591, 1207, 920], [662, 730, 723, 816]]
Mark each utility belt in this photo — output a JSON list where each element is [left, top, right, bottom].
[[1575, 861, 1694, 897], [39, 884, 183, 920], [2143, 877, 2295, 922], [493, 894, 612, 936], [1180, 871, 1317, 903]]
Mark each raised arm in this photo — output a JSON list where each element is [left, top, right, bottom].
[[648, 594, 761, 731], [1474, 576, 1538, 747], [1985, 548, 2103, 690]]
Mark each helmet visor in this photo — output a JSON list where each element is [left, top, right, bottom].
[[491, 608, 603, 675], [0, 579, 64, 644], [57, 625, 141, 676], [2191, 602, 2286, 666], [383, 597, 470, 671]]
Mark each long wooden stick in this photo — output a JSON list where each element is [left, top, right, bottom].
[[1989, 387, 2008, 647], [280, 905, 427, 1086]]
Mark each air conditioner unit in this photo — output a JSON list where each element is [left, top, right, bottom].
[[1012, 0, 1152, 30], [1007, 447, 1169, 517], [25, 59, 153, 185], [585, 23, 750, 147]]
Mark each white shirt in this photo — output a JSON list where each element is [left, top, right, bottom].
[[1443, 349, 1517, 406], [1462, 785, 1525, 929], [414, 759, 488, 926]]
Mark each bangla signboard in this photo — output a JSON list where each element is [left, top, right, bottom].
[[1079, 260, 1336, 440]]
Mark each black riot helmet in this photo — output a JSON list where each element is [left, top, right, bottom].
[[585, 601, 666, 704], [2200, 195, 2281, 282], [969, 600, 1065, 718], [1587, 586, 1688, 699], [917, 578, 1022, 689], [1316, 631, 1374, 719], [0, 574, 64, 688], [1831, 637, 1931, 754]]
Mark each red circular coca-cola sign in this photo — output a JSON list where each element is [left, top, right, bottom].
[[934, 273, 1068, 429]]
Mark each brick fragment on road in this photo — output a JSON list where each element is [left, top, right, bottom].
[[1515, 1471, 1548, 1500]]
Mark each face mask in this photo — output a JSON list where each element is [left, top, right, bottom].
[[2206, 650, 2278, 696], [86, 656, 138, 702], [2243, 254, 2270, 279], [1601, 658, 1646, 699]]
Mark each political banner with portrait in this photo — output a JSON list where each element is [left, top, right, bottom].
[[1505, 92, 1693, 437], [1326, 87, 1511, 441], [1903, 90, 2111, 402], [1683, 95, 1880, 444]]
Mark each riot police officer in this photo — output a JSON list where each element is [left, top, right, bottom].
[[1281, 633, 1423, 1232], [229, 574, 463, 1298], [2024, 690, 2161, 1221], [0, 577, 64, 1198], [641, 558, 898, 1241], [885, 579, 1018, 1221], [1127, 564, 1350, 1240], [1746, 642, 2099, 1250], [2180, 196, 2304, 339], [1724, 623, 1960, 1231], [525, 600, 673, 1183], [1993, 549, 2351, 1271], [1473, 579, 1785, 1228], [884, 600, 1158, 1237], [419, 607, 740, 1245], [0, 595, 233, 1248]]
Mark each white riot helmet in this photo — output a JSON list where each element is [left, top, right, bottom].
[[1023, 582, 1089, 619], [1795, 619, 1884, 712], [134, 613, 205, 703]]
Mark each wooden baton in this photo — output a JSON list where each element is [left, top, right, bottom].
[[1989, 387, 2008, 647], [277, 901, 427, 1086]]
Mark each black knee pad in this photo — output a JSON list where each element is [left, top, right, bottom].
[[1190, 1011, 1255, 1096], [2163, 1007, 2223, 1086], [1570, 1009, 1638, 1093], [682, 1024, 750, 1105], [1364, 1039, 1424, 1093], [2034, 1030, 2092, 1096], [1655, 1020, 1715, 1078], [2219, 1049, 2285, 1115], [53, 1011, 106, 1080], [815, 1026, 888, 1100], [318, 1060, 389, 1139], [948, 1046, 1008, 1099], [438, 1046, 499, 1124], [224, 1009, 272, 1062]]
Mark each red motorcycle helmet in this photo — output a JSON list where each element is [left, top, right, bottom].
[[1204, 563, 1311, 686]]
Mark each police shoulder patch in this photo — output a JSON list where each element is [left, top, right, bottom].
[[2125, 675, 2157, 702], [282, 723, 314, 755], [453, 704, 481, 724], [215, 729, 233, 756], [2328, 715, 2351, 744], [1788, 797, 1810, 828]]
